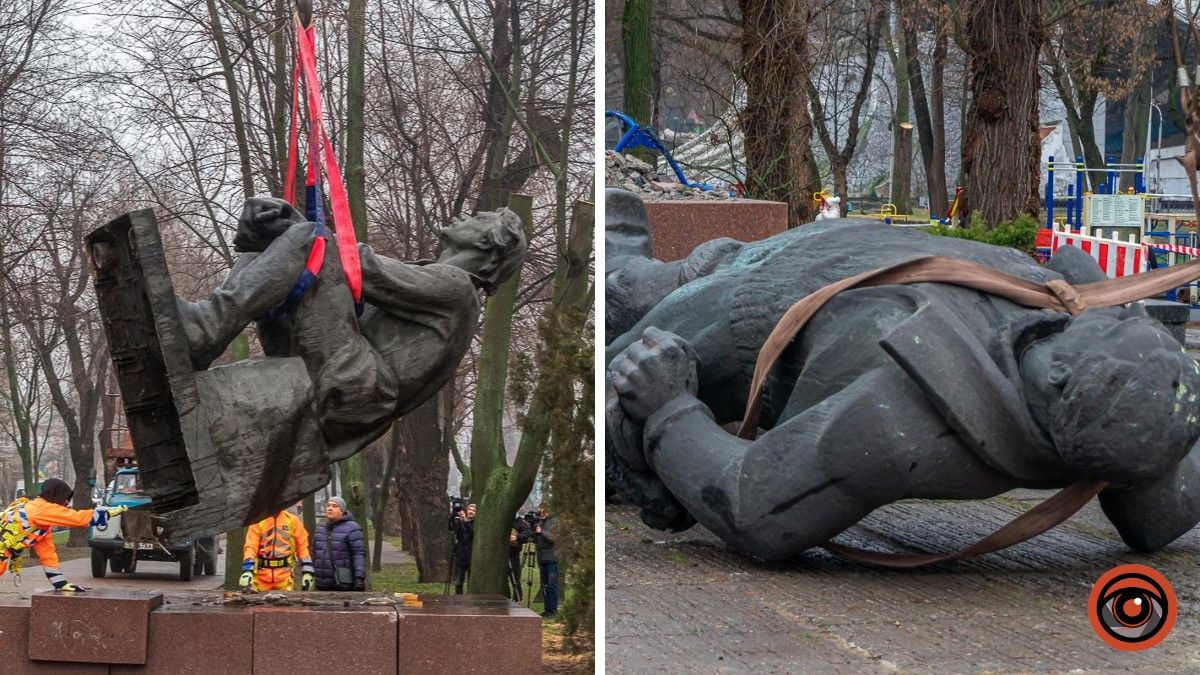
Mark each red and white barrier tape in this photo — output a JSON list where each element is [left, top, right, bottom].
[[1143, 241, 1200, 258]]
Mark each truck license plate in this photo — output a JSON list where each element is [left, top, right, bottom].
[[123, 542, 155, 550]]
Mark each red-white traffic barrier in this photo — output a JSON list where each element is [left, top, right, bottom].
[[1051, 229, 1146, 279]]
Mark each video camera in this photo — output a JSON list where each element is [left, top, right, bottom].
[[450, 495, 469, 519], [522, 510, 544, 530]]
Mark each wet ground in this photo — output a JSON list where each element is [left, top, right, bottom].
[[0, 541, 227, 594], [606, 493, 1200, 673]]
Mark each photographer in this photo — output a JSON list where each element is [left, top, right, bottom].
[[509, 514, 532, 602], [448, 502, 475, 594], [534, 503, 558, 618]]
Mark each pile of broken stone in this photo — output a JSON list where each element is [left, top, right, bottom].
[[605, 150, 731, 201]]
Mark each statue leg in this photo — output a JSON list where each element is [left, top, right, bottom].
[[176, 221, 316, 370], [1099, 441, 1200, 552]]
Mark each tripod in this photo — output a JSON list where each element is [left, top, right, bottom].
[[522, 541, 537, 608], [443, 542, 456, 596], [508, 546, 523, 603]]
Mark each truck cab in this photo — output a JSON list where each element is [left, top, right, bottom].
[[88, 467, 217, 580]]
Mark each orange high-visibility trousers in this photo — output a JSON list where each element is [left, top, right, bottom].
[[254, 566, 294, 591]]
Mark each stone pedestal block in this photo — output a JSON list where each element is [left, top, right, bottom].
[[28, 589, 162, 665], [0, 598, 109, 674], [111, 604, 252, 674], [253, 605, 398, 674], [643, 199, 788, 262], [1143, 298, 1189, 344], [397, 596, 541, 674]]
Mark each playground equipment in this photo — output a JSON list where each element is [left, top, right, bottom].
[[606, 110, 711, 191], [1044, 155, 1147, 229]]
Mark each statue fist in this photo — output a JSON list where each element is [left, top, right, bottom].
[[234, 197, 307, 252], [608, 327, 698, 422]]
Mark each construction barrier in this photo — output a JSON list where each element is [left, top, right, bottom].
[[1050, 228, 1146, 278]]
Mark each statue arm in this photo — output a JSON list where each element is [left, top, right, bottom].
[[357, 243, 475, 315], [612, 328, 958, 560], [1099, 443, 1200, 552]]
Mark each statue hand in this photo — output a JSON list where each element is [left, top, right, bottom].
[[609, 327, 698, 422], [234, 197, 307, 252]]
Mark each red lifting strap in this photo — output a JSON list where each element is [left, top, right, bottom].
[[284, 16, 363, 305]]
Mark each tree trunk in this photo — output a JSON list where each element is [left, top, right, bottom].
[[1120, 73, 1152, 192], [272, 0, 289, 197], [885, 10, 913, 213], [477, 0, 519, 212], [469, 197, 591, 596], [622, 0, 655, 163], [738, 0, 815, 226], [205, 0, 254, 199], [894, 123, 914, 211], [962, 0, 1043, 227], [832, 158, 849, 216], [372, 425, 398, 572], [334, 0, 372, 584], [927, 31, 948, 216], [397, 397, 451, 582], [1047, 62, 1105, 192], [900, 2, 943, 214], [466, 194, 531, 594]]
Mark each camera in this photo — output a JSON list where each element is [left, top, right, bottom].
[[449, 495, 468, 518], [522, 511, 543, 529]]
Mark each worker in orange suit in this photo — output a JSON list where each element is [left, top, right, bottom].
[[240, 505, 314, 591], [0, 478, 126, 592]]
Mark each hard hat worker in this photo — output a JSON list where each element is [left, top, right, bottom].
[[240, 505, 315, 591], [0, 478, 126, 592]]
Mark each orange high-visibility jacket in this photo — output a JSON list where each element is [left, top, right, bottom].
[[243, 510, 310, 566], [11, 498, 96, 570]]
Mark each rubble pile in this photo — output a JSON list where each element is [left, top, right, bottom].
[[605, 151, 731, 201]]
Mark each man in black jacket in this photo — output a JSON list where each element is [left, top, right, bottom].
[[448, 503, 475, 594], [534, 504, 558, 618]]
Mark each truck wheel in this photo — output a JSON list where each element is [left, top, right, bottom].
[[90, 549, 107, 578], [179, 547, 195, 582], [199, 537, 217, 576]]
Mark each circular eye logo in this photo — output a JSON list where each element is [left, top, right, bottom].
[[1088, 564, 1176, 650]]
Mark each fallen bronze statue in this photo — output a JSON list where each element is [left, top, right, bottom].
[[605, 187, 1200, 565], [89, 198, 525, 541]]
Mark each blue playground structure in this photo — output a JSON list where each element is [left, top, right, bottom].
[[1043, 155, 1146, 230], [605, 109, 711, 191]]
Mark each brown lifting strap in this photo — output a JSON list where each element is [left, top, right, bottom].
[[738, 254, 1200, 567]]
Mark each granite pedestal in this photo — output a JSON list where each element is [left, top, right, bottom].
[[28, 589, 162, 665], [643, 199, 787, 261]]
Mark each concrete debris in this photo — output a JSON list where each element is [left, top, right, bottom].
[[605, 151, 732, 202]]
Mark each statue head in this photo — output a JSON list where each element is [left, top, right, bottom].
[[437, 208, 527, 295], [1025, 305, 1200, 483]]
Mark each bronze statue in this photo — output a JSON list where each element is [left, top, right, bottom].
[[89, 199, 525, 540], [606, 187, 1200, 561]]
